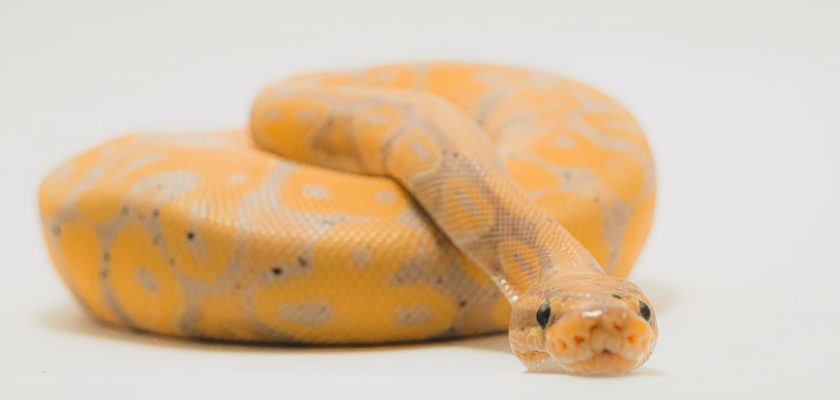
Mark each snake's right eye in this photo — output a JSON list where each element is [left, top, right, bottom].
[[536, 300, 551, 329], [638, 300, 651, 321]]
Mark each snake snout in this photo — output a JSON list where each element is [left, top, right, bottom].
[[544, 305, 654, 375]]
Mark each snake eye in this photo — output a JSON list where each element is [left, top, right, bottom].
[[536, 300, 551, 329], [638, 299, 651, 321]]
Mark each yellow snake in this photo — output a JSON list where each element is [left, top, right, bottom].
[[39, 62, 657, 375]]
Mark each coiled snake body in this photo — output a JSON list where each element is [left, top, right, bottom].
[[39, 62, 657, 375]]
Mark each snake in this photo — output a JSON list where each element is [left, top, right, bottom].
[[39, 62, 658, 375]]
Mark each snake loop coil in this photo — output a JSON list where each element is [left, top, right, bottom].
[[40, 62, 657, 375]]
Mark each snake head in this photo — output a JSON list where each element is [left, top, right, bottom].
[[508, 275, 657, 376]]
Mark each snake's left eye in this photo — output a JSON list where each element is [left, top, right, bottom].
[[536, 300, 551, 329], [638, 300, 651, 321]]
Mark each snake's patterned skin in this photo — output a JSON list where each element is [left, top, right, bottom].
[[39, 62, 657, 375]]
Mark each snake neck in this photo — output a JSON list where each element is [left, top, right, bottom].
[[251, 84, 604, 303]]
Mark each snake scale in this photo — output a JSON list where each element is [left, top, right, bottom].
[[39, 62, 658, 375]]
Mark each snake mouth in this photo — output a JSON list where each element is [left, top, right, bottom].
[[515, 305, 654, 375], [513, 347, 641, 376], [553, 308, 653, 375], [561, 350, 639, 376]]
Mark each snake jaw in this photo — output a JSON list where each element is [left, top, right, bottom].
[[509, 276, 658, 375], [542, 305, 655, 375], [512, 306, 655, 375]]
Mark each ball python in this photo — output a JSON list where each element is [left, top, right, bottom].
[[39, 62, 658, 375]]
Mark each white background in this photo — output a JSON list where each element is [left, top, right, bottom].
[[1, 0, 838, 398]]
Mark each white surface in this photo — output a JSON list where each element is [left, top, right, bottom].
[[1, 0, 839, 398]]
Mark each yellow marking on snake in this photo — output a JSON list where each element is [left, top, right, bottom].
[[39, 62, 657, 375]]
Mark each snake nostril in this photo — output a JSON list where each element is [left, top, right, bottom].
[[613, 323, 623, 332], [627, 334, 637, 344], [573, 335, 586, 345]]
